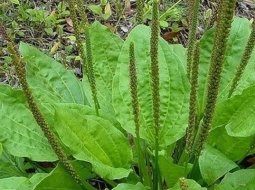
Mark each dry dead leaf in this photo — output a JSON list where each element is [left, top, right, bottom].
[[247, 156, 255, 165], [250, 18, 254, 24], [65, 17, 74, 32], [65, 17, 73, 27], [125, 0, 131, 12], [104, 2, 112, 15], [162, 31, 180, 41], [50, 10, 56, 16], [50, 40, 61, 54], [104, 22, 115, 32]]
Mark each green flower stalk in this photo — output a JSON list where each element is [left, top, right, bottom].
[[129, 42, 150, 186], [179, 177, 188, 190], [83, 28, 100, 116], [136, 0, 144, 24], [0, 23, 94, 190], [207, 0, 220, 29], [129, 42, 142, 174], [150, 0, 160, 189], [228, 21, 255, 98], [129, 42, 141, 173], [195, 0, 236, 156], [67, 0, 87, 74], [187, 0, 195, 25], [76, 0, 89, 24], [186, 41, 200, 155], [129, 43, 139, 137], [186, 0, 200, 80], [67, 0, 100, 115]]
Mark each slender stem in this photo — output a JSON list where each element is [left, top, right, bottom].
[[84, 25, 100, 116], [186, 0, 200, 80], [136, 0, 144, 24], [150, 0, 160, 189], [66, 0, 87, 74], [76, 0, 100, 115], [185, 41, 200, 162], [129, 42, 151, 186], [228, 21, 255, 98], [0, 23, 95, 190], [67, 0, 100, 116], [194, 0, 236, 156]]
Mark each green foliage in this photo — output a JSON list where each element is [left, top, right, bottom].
[[34, 163, 85, 190], [1, 1, 255, 189], [3, 1, 68, 38], [0, 173, 50, 190], [214, 169, 255, 190], [169, 179, 206, 190], [199, 145, 238, 185], [113, 182, 149, 190], [0, 85, 57, 161], [144, 0, 184, 29], [158, 154, 192, 187], [197, 17, 255, 113], [53, 103, 132, 179], [112, 24, 189, 146], [83, 21, 123, 114], [88, 0, 112, 20]]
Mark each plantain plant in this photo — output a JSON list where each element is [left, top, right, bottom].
[[1, 0, 255, 189]]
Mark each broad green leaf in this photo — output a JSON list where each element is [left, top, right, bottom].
[[0, 177, 27, 189], [113, 182, 149, 190], [26, 88, 63, 126], [71, 161, 97, 180], [50, 103, 123, 134], [0, 162, 25, 179], [100, 0, 107, 6], [214, 169, 255, 190], [17, 173, 48, 190], [102, 13, 111, 20], [0, 151, 27, 179], [208, 126, 253, 161], [199, 145, 238, 185], [0, 174, 46, 190], [198, 17, 255, 115], [169, 179, 207, 190], [158, 155, 192, 187], [0, 143, 2, 156], [19, 42, 88, 105], [88, 5, 102, 14], [35, 163, 83, 190], [83, 21, 124, 115], [0, 85, 57, 161], [112, 25, 189, 147], [220, 85, 255, 137], [53, 103, 132, 179], [208, 85, 255, 161]]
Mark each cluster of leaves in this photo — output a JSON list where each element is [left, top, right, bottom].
[[1, 0, 69, 38], [1, 1, 255, 190], [144, 0, 185, 29], [88, 0, 113, 20]]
